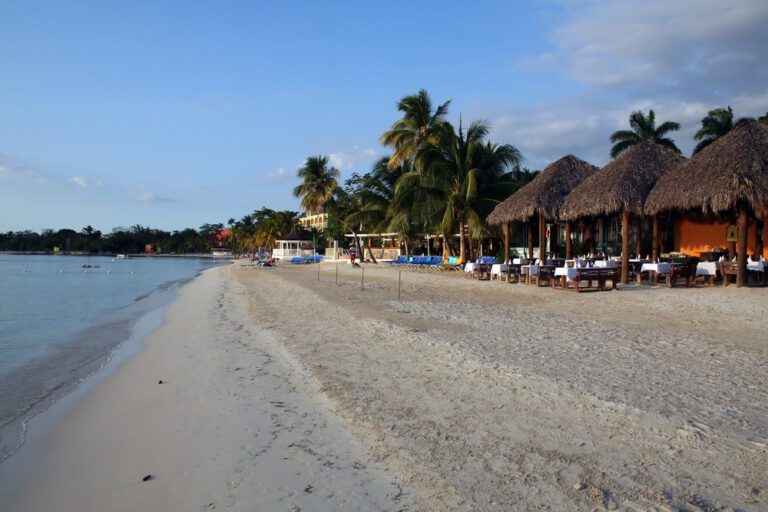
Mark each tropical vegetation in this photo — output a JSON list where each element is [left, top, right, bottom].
[[609, 109, 681, 158], [693, 106, 734, 155], [293, 89, 532, 261]]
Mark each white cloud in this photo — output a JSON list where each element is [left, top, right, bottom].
[[328, 146, 380, 170], [0, 162, 50, 185], [475, 0, 768, 169], [127, 187, 177, 203], [542, 0, 768, 94], [68, 176, 102, 189], [259, 166, 295, 186]]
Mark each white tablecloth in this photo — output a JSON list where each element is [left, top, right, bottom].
[[490, 264, 508, 277], [521, 264, 539, 276], [464, 262, 476, 273], [747, 260, 765, 272], [696, 262, 718, 276], [594, 260, 617, 268], [640, 262, 672, 275], [512, 258, 526, 264], [554, 267, 578, 281]]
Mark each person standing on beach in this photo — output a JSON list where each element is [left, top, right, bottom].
[[349, 244, 357, 266]]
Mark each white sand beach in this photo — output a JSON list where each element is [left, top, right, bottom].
[[1, 261, 767, 511]]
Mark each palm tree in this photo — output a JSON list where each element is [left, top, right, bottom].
[[344, 157, 414, 258], [380, 89, 451, 170], [693, 106, 734, 155], [410, 119, 522, 260], [609, 110, 681, 158], [292, 155, 341, 214]]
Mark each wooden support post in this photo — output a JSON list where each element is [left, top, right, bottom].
[[652, 214, 660, 261], [621, 210, 630, 285], [755, 218, 764, 259], [335, 262, 339, 285], [635, 215, 643, 258], [398, 270, 401, 299], [539, 214, 546, 260], [737, 205, 748, 287], [361, 267, 365, 289], [503, 222, 510, 263], [527, 220, 534, 259], [565, 220, 572, 259]]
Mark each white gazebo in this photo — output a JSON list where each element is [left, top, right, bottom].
[[273, 227, 316, 259]]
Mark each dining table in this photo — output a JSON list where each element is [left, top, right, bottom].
[[639, 262, 672, 283]]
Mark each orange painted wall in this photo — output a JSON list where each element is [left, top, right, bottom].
[[674, 218, 768, 258]]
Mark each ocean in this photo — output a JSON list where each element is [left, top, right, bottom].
[[0, 253, 222, 463]]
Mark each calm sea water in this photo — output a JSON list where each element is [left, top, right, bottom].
[[0, 254, 222, 463]]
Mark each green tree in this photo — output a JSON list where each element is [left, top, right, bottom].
[[609, 110, 681, 158], [410, 120, 522, 260], [380, 89, 451, 170], [693, 106, 734, 155], [292, 155, 341, 214]]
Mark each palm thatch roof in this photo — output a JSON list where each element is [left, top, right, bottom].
[[280, 227, 313, 241], [560, 141, 685, 220], [645, 119, 768, 217], [487, 155, 598, 224]]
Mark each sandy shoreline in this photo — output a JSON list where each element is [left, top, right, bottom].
[[1, 261, 766, 510]]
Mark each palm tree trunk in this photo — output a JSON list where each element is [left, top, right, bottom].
[[366, 237, 378, 264]]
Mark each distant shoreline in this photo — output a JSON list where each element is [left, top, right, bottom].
[[0, 251, 231, 260]]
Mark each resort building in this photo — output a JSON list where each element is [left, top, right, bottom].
[[298, 212, 328, 231]]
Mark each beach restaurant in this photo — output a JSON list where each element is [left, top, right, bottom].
[[559, 141, 686, 284], [645, 119, 768, 287], [487, 155, 598, 260]]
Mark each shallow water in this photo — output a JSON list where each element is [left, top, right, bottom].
[[0, 254, 222, 462]]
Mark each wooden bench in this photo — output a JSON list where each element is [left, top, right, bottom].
[[665, 263, 695, 287], [570, 267, 619, 292], [719, 262, 738, 286]]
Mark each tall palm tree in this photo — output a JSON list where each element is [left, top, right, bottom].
[[693, 106, 734, 155], [380, 89, 451, 170], [410, 119, 522, 260], [609, 110, 681, 158], [293, 155, 341, 214]]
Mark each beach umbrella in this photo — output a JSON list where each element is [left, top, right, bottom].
[[487, 155, 597, 260]]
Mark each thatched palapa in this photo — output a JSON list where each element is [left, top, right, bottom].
[[560, 141, 685, 221], [645, 119, 768, 216], [645, 119, 768, 287], [487, 155, 597, 225]]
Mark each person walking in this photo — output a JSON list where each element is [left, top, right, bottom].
[[348, 244, 357, 266]]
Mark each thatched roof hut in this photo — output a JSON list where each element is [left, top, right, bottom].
[[487, 155, 598, 224], [559, 141, 685, 283], [645, 119, 768, 287], [645, 119, 768, 216], [560, 141, 686, 221]]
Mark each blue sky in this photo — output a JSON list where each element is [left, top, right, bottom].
[[2, 0, 767, 232]]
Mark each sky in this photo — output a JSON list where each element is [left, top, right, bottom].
[[1, 0, 767, 233]]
